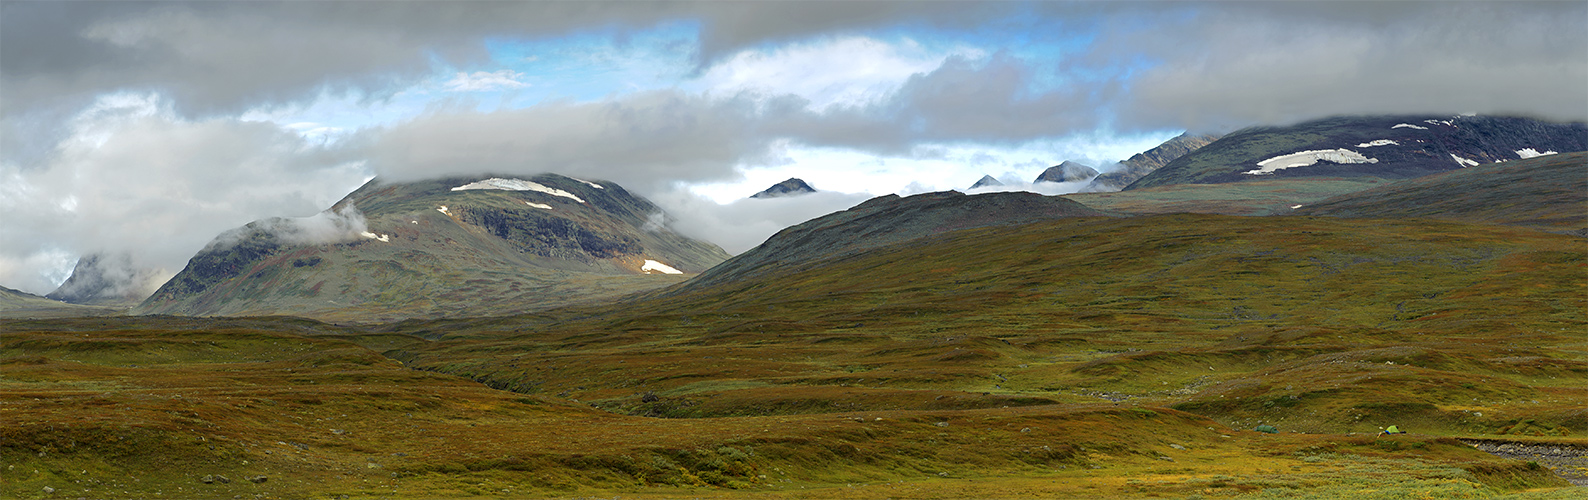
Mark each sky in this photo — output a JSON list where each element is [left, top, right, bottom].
[[2, 1, 1585, 296]]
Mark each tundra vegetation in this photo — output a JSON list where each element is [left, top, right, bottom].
[[4, 155, 1585, 499]]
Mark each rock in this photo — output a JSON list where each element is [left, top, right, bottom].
[[968, 175, 1004, 189], [247, 475, 267, 484], [934, 422, 949, 428], [42, 486, 55, 494], [640, 391, 659, 403], [750, 178, 817, 199], [202, 475, 215, 484]]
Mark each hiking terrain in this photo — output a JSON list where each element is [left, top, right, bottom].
[[4, 116, 1585, 499]]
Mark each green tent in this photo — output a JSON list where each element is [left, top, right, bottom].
[[1254, 424, 1278, 434], [1384, 425, 1403, 435]]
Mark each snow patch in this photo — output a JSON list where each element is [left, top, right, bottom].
[[360, 231, 390, 243], [1450, 154, 1480, 168], [1245, 149, 1378, 175], [437, 205, 451, 215], [524, 201, 553, 210], [1356, 140, 1399, 148], [451, 178, 586, 203], [1516, 148, 1558, 159], [1290, 205, 1304, 209], [1392, 123, 1428, 130], [1424, 119, 1454, 127], [569, 177, 604, 189], [641, 259, 683, 275]]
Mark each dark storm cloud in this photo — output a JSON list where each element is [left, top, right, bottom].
[[0, 1, 1001, 118], [1096, 1, 1588, 129], [4, 1, 1581, 141], [775, 53, 1111, 153], [360, 90, 774, 194]]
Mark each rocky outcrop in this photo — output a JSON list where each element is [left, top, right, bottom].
[[968, 175, 1004, 189], [1035, 161, 1098, 183], [1087, 133, 1220, 191], [750, 178, 817, 198]]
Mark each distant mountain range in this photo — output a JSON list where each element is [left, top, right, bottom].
[[135, 174, 729, 321], [1087, 133, 1221, 191], [750, 178, 817, 198], [1126, 115, 1585, 190]]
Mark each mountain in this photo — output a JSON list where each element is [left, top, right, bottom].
[[1, 285, 123, 319], [1125, 115, 1587, 191], [675, 190, 1105, 290], [1295, 151, 1587, 235], [967, 174, 1004, 189], [1034, 161, 1098, 183], [750, 178, 817, 198], [1086, 132, 1221, 191], [136, 174, 730, 322], [46, 253, 167, 306]]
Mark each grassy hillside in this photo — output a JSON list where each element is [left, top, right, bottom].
[[1065, 177, 1388, 216], [7, 192, 1585, 497], [386, 214, 1584, 442], [0, 285, 124, 319], [1296, 151, 1588, 234]]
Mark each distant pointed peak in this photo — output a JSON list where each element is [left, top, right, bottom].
[[968, 175, 1004, 189], [1034, 161, 1099, 183], [750, 178, 817, 199]]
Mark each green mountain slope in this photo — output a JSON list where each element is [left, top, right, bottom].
[[1127, 115, 1586, 190], [1295, 151, 1588, 234], [136, 174, 729, 322], [393, 213, 1585, 440], [0, 285, 124, 319], [676, 190, 1104, 290]]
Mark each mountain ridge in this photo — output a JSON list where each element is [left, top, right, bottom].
[[1126, 115, 1587, 190], [136, 174, 729, 321]]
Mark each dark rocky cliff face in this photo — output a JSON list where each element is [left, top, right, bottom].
[[1126, 115, 1586, 190]]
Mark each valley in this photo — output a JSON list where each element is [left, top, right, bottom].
[[3, 117, 1585, 499]]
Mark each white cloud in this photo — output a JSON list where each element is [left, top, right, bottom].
[[654, 190, 874, 255], [0, 93, 370, 295], [696, 36, 978, 109], [444, 70, 532, 92]]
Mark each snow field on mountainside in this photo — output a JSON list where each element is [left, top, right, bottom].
[[452, 178, 586, 203], [641, 259, 683, 274], [1245, 149, 1378, 175]]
